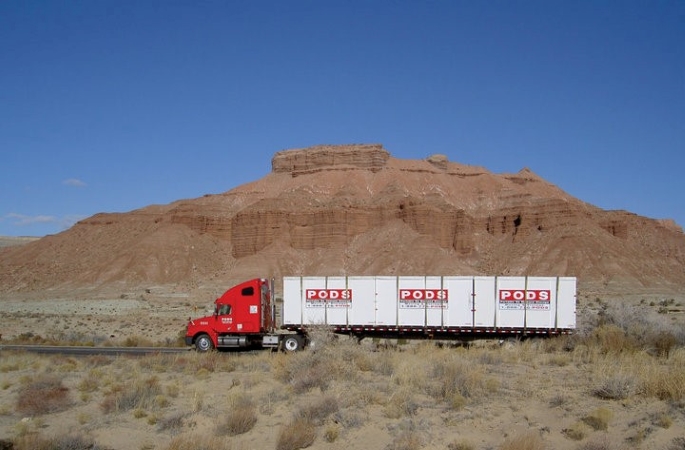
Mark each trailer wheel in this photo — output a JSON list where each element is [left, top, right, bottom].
[[283, 335, 304, 352], [195, 334, 214, 352]]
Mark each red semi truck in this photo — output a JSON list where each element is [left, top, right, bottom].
[[184, 275, 577, 352]]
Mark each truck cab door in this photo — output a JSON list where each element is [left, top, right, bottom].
[[215, 304, 233, 332]]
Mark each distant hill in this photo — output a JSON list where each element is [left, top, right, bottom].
[[0, 236, 40, 248], [1, 144, 683, 297]]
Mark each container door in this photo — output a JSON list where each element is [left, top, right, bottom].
[[473, 276, 496, 327], [523, 277, 556, 329], [444, 276, 475, 328], [374, 276, 398, 326], [300, 277, 332, 325], [282, 277, 303, 325], [424, 276, 447, 326], [348, 277, 377, 325], [397, 276, 427, 326], [496, 277, 527, 328], [556, 277, 577, 329], [321, 276, 349, 326]]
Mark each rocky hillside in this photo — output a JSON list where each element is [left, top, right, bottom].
[[1, 144, 683, 296]]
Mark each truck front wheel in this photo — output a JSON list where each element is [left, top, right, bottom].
[[283, 335, 304, 352], [195, 334, 214, 352]]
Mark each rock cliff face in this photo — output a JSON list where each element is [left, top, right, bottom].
[[1, 144, 683, 296], [271, 143, 390, 175]]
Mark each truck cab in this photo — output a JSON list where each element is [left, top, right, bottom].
[[185, 278, 278, 351]]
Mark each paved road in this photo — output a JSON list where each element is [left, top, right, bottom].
[[0, 344, 192, 356]]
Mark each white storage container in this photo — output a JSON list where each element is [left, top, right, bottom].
[[282, 275, 576, 333]]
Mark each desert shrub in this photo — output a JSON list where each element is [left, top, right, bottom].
[[371, 350, 397, 376], [588, 325, 637, 354], [387, 430, 423, 450], [448, 441, 475, 450], [626, 426, 650, 446], [383, 388, 419, 419], [549, 393, 569, 408], [666, 437, 685, 450], [217, 396, 257, 436], [392, 357, 428, 390], [47, 330, 101, 346], [158, 412, 186, 432], [323, 424, 340, 442], [430, 355, 496, 402], [272, 332, 357, 393], [563, 421, 590, 441], [0, 352, 44, 374], [12, 332, 48, 345], [290, 361, 332, 393], [447, 392, 467, 410], [652, 412, 673, 429], [15, 375, 72, 415], [295, 395, 339, 425], [48, 355, 80, 372], [591, 302, 685, 355], [541, 334, 577, 353], [332, 410, 366, 429], [345, 384, 385, 408], [155, 394, 170, 408], [191, 351, 237, 374], [304, 325, 338, 351], [275, 417, 316, 450], [476, 348, 504, 365], [649, 331, 678, 358], [166, 434, 230, 450], [592, 373, 636, 399], [577, 435, 613, 450], [499, 431, 544, 450], [100, 376, 163, 413], [78, 370, 103, 393], [639, 364, 685, 400], [83, 354, 115, 368], [545, 352, 571, 366], [350, 348, 375, 371], [166, 383, 180, 398], [582, 407, 613, 431], [13, 432, 102, 450], [122, 335, 155, 347]]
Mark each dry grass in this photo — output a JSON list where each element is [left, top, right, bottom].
[[499, 431, 545, 450], [582, 407, 613, 431], [218, 395, 258, 436], [100, 375, 164, 413], [295, 395, 339, 425], [12, 433, 101, 450], [387, 429, 423, 450], [15, 375, 71, 416], [166, 434, 231, 450], [429, 353, 498, 402], [447, 440, 476, 450], [275, 417, 317, 450], [592, 373, 636, 399], [562, 421, 590, 441], [577, 435, 613, 450]]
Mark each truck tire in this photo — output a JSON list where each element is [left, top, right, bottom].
[[283, 335, 304, 352], [195, 334, 214, 352]]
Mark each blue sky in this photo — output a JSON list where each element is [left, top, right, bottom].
[[1, 1, 683, 237]]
